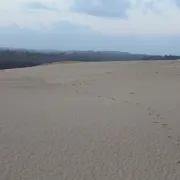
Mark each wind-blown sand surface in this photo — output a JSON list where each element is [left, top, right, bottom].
[[0, 60, 180, 180]]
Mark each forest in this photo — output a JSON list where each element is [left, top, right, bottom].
[[0, 49, 180, 69]]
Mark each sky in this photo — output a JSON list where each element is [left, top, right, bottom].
[[0, 0, 180, 55]]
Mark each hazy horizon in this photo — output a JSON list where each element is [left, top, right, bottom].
[[1, 47, 179, 56], [1, 0, 180, 55]]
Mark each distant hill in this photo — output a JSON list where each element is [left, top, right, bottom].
[[0, 49, 180, 70]]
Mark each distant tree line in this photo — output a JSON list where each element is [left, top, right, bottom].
[[142, 55, 180, 60], [0, 49, 180, 70]]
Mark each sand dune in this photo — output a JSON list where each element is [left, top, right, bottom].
[[0, 60, 180, 180]]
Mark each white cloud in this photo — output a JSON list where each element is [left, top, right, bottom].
[[72, 0, 130, 18], [0, 0, 180, 35]]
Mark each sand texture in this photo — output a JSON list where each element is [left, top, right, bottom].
[[0, 60, 180, 180]]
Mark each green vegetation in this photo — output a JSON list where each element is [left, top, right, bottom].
[[0, 49, 179, 70]]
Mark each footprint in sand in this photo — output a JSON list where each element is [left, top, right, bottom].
[[76, 90, 88, 94], [177, 137, 180, 146], [105, 72, 112, 75], [156, 113, 161, 118], [111, 97, 116, 100], [153, 121, 160, 124], [123, 101, 129, 103], [162, 124, 168, 128], [100, 96, 116, 101], [130, 92, 135, 95], [72, 80, 84, 86], [176, 160, 180, 164], [147, 108, 164, 124], [147, 108, 154, 116]]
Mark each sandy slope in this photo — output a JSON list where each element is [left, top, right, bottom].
[[0, 60, 180, 180]]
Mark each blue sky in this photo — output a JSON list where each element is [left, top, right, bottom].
[[0, 0, 180, 55]]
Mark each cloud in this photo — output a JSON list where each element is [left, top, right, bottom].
[[0, 21, 99, 50], [1, 21, 180, 55], [0, 0, 180, 35], [175, 0, 180, 6], [26, 2, 58, 11], [0, 0, 180, 56], [72, 0, 131, 18], [0, 0, 179, 55]]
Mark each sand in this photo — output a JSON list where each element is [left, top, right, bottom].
[[0, 60, 180, 180]]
